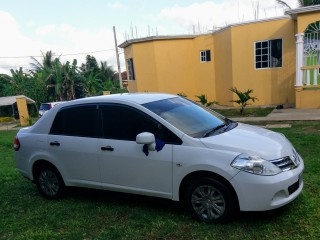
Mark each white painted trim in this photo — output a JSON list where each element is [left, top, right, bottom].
[[295, 33, 304, 86], [254, 38, 283, 70]]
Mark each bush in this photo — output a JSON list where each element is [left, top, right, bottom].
[[195, 94, 218, 107], [230, 87, 258, 114]]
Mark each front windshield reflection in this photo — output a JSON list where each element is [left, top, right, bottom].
[[143, 97, 227, 137]]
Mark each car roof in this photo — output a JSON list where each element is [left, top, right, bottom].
[[67, 93, 178, 105], [29, 93, 179, 134]]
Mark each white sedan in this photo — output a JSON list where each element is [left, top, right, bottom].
[[14, 93, 303, 223]]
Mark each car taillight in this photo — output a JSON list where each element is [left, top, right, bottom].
[[14, 136, 20, 151]]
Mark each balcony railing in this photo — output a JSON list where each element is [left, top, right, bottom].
[[301, 65, 320, 86]]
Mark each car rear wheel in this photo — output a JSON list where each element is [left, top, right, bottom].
[[35, 164, 64, 200], [185, 177, 235, 223]]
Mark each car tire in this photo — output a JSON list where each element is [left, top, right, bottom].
[[185, 177, 235, 223], [35, 164, 65, 200]]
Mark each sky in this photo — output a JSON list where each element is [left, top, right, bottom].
[[0, 0, 299, 75]]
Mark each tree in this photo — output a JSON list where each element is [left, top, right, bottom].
[[0, 51, 121, 104], [0, 74, 11, 97], [30, 51, 81, 101], [230, 87, 258, 114], [275, 0, 320, 9]]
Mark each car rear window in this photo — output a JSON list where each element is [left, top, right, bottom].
[[39, 104, 51, 111], [50, 105, 99, 138]]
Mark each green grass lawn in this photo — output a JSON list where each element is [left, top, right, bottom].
[[213, 107, 274, 118], [1, 122, 320, 239]]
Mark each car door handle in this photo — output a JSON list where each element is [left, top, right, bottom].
[[50, 141, 60, 146], [101, 146, 114, 151]]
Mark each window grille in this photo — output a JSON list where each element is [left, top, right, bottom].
[[255, 39, 282, 69], [200, 50, 211, 62]]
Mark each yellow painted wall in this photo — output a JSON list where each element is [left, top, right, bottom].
[[125, 37, 216, 101], [122, 15, 315, 107], [214, 28, 233, 106], [229, 18, 296, 106], [297, 11, 320, 33], [127, 80, 138, 92], [152, 39, 195, 97], [296, 87, 320, 108], [124, 42, 159, 92], [192, 35, 216, 102], [16, 97, 30, 126]]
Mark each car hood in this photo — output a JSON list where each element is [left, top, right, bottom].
[[200, 123, 293, 160]]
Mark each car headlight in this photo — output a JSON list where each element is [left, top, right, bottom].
[[291, 147, 301, 166], [231, 154, 282, 176]]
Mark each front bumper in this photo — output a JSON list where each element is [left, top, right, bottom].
[[230, 159, 304, 211]]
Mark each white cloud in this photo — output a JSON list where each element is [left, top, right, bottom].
[[36, 24, 57, 36], [33, 23, 121, 69], [0, 11, 122, 74], [158, 0, 299, 33], [108, 1, 124, 9], [26, 20, 35, 28]]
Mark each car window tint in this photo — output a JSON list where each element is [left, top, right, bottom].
[[40, 104, 50, 110], [50, 105, 99, 138], [100, 105, 182, 144]]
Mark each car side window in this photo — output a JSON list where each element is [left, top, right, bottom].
[[50, 105, 99, 138], [100, 104, 182, 144]]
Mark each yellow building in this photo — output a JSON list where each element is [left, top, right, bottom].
[[120, 5, 320, 108]]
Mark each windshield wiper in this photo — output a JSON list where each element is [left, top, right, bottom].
[[202, 124, 226, 138]]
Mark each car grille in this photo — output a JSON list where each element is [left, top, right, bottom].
[[270, 157, 296, 171], [288, 180, 299, 195]]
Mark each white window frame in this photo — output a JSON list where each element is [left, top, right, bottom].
[[254, 38, 282, 70], [200, 50, 211, 62]]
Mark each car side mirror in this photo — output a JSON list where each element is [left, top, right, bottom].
[[136, 132, 156, 151]]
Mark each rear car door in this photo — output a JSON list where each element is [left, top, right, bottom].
[[48, 104, 101, 185]]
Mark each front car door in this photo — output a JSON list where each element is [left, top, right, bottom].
[[97, 104, 180, 199]]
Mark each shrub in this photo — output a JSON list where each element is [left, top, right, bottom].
[[195, 94, 218, 107], [230, 87, 258, 114]]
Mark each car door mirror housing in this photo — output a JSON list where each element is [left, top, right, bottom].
[[136, 132, 155, 145]]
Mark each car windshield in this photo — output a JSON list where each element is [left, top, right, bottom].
[[39, 104, 50, 111], [143, 97, 228, 138]]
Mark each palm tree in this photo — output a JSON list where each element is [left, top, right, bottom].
[[99, 61, 116, 82], [276, 0, 320, 9], [230, 87, 258, 114], [29, 50, 55, 73]]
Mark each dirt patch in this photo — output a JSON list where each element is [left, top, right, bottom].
[[302, 126, 320, 134], [265, 124, 292, 129]]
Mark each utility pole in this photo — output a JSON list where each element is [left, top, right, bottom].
[[113, 26, 123, 88]]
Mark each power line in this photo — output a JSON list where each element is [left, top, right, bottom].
[[0, 49, 116, 59]]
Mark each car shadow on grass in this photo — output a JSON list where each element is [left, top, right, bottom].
[[65, 186, 184, 212], [61, 186, 292, 224]]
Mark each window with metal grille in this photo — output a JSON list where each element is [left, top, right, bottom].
[[200, 50, 211, 62], [304, 21, 320, 76], [255, 39, 282, 69], [127, 58, 135, 80]]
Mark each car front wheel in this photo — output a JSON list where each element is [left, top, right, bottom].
[[185, 177, 235, 223], [35, 164, 64, 200]]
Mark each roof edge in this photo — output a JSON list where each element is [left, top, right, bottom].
[[286, 5, 320, 19], [119, 35, 198, 48], [119, 16, 291, 48], [213, 16, 290, 34]]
